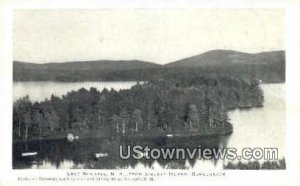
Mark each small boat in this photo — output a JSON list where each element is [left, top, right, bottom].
[[166, 134, 174, 138], [67, 133, 75, 142], [21, 152, 38, 157], [95, 153, 109, 159], [239, 105, 252, 109]]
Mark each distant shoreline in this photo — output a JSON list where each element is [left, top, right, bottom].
[[13, 50, 285, 83]]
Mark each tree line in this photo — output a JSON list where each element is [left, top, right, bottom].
[[224, 158, 286, 170], [13, 76, 264, 142]]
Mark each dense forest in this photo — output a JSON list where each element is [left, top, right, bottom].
[[13, 50, 285, 83], [13, 75, 264, 142], [224, 159, 286, 170]]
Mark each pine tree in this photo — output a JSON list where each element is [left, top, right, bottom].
[[131, 109, 143, 132], [187, 104, 200, 133], [119, 109, 129, 136]]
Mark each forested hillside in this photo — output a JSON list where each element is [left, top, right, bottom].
[[13, 50, 285, 83], [13, 60, 161, 81]]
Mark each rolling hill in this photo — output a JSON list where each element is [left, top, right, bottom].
[[13, 60, 162, 81], [166, 50, 285, 67], [164, 50, 285, 83], [13, 50, 285, 83]]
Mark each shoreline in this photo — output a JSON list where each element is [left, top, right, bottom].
[[13, 126, 233, 144]]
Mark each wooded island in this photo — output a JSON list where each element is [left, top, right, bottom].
[[13, 73, 264, 142]]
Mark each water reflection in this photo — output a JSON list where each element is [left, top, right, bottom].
[[13, 135, 230, 169], [13, 81, 139, 102]]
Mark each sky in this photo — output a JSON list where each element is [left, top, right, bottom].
[[13, 9, 284, 64]]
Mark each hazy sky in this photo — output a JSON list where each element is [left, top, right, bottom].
[[14, 9, 284, 64]]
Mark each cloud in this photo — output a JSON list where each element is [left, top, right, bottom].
[[13, 9, 284, 64]]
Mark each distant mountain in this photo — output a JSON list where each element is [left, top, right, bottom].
[[13, 50, 285, 83], [164, 50, 285, 83], [14, 60, 162, 82], [14, 60, 161, 71], [166, 50, 285, 67]]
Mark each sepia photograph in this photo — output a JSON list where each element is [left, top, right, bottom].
[[12, 9, 286, 170]]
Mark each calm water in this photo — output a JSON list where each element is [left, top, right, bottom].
[[13, 136, 228, 169], [13, 81, 139, 102], [227, 84, 285, 161], [13, 82, 285, 169]]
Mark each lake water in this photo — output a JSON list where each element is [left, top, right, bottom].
[[13, 82, 285, 169], [227, 84, 285, 162], [13, 81, 139, 102]]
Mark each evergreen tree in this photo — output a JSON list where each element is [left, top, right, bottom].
[[187, 104, 200, 133], [131, 109, 143, 132]]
